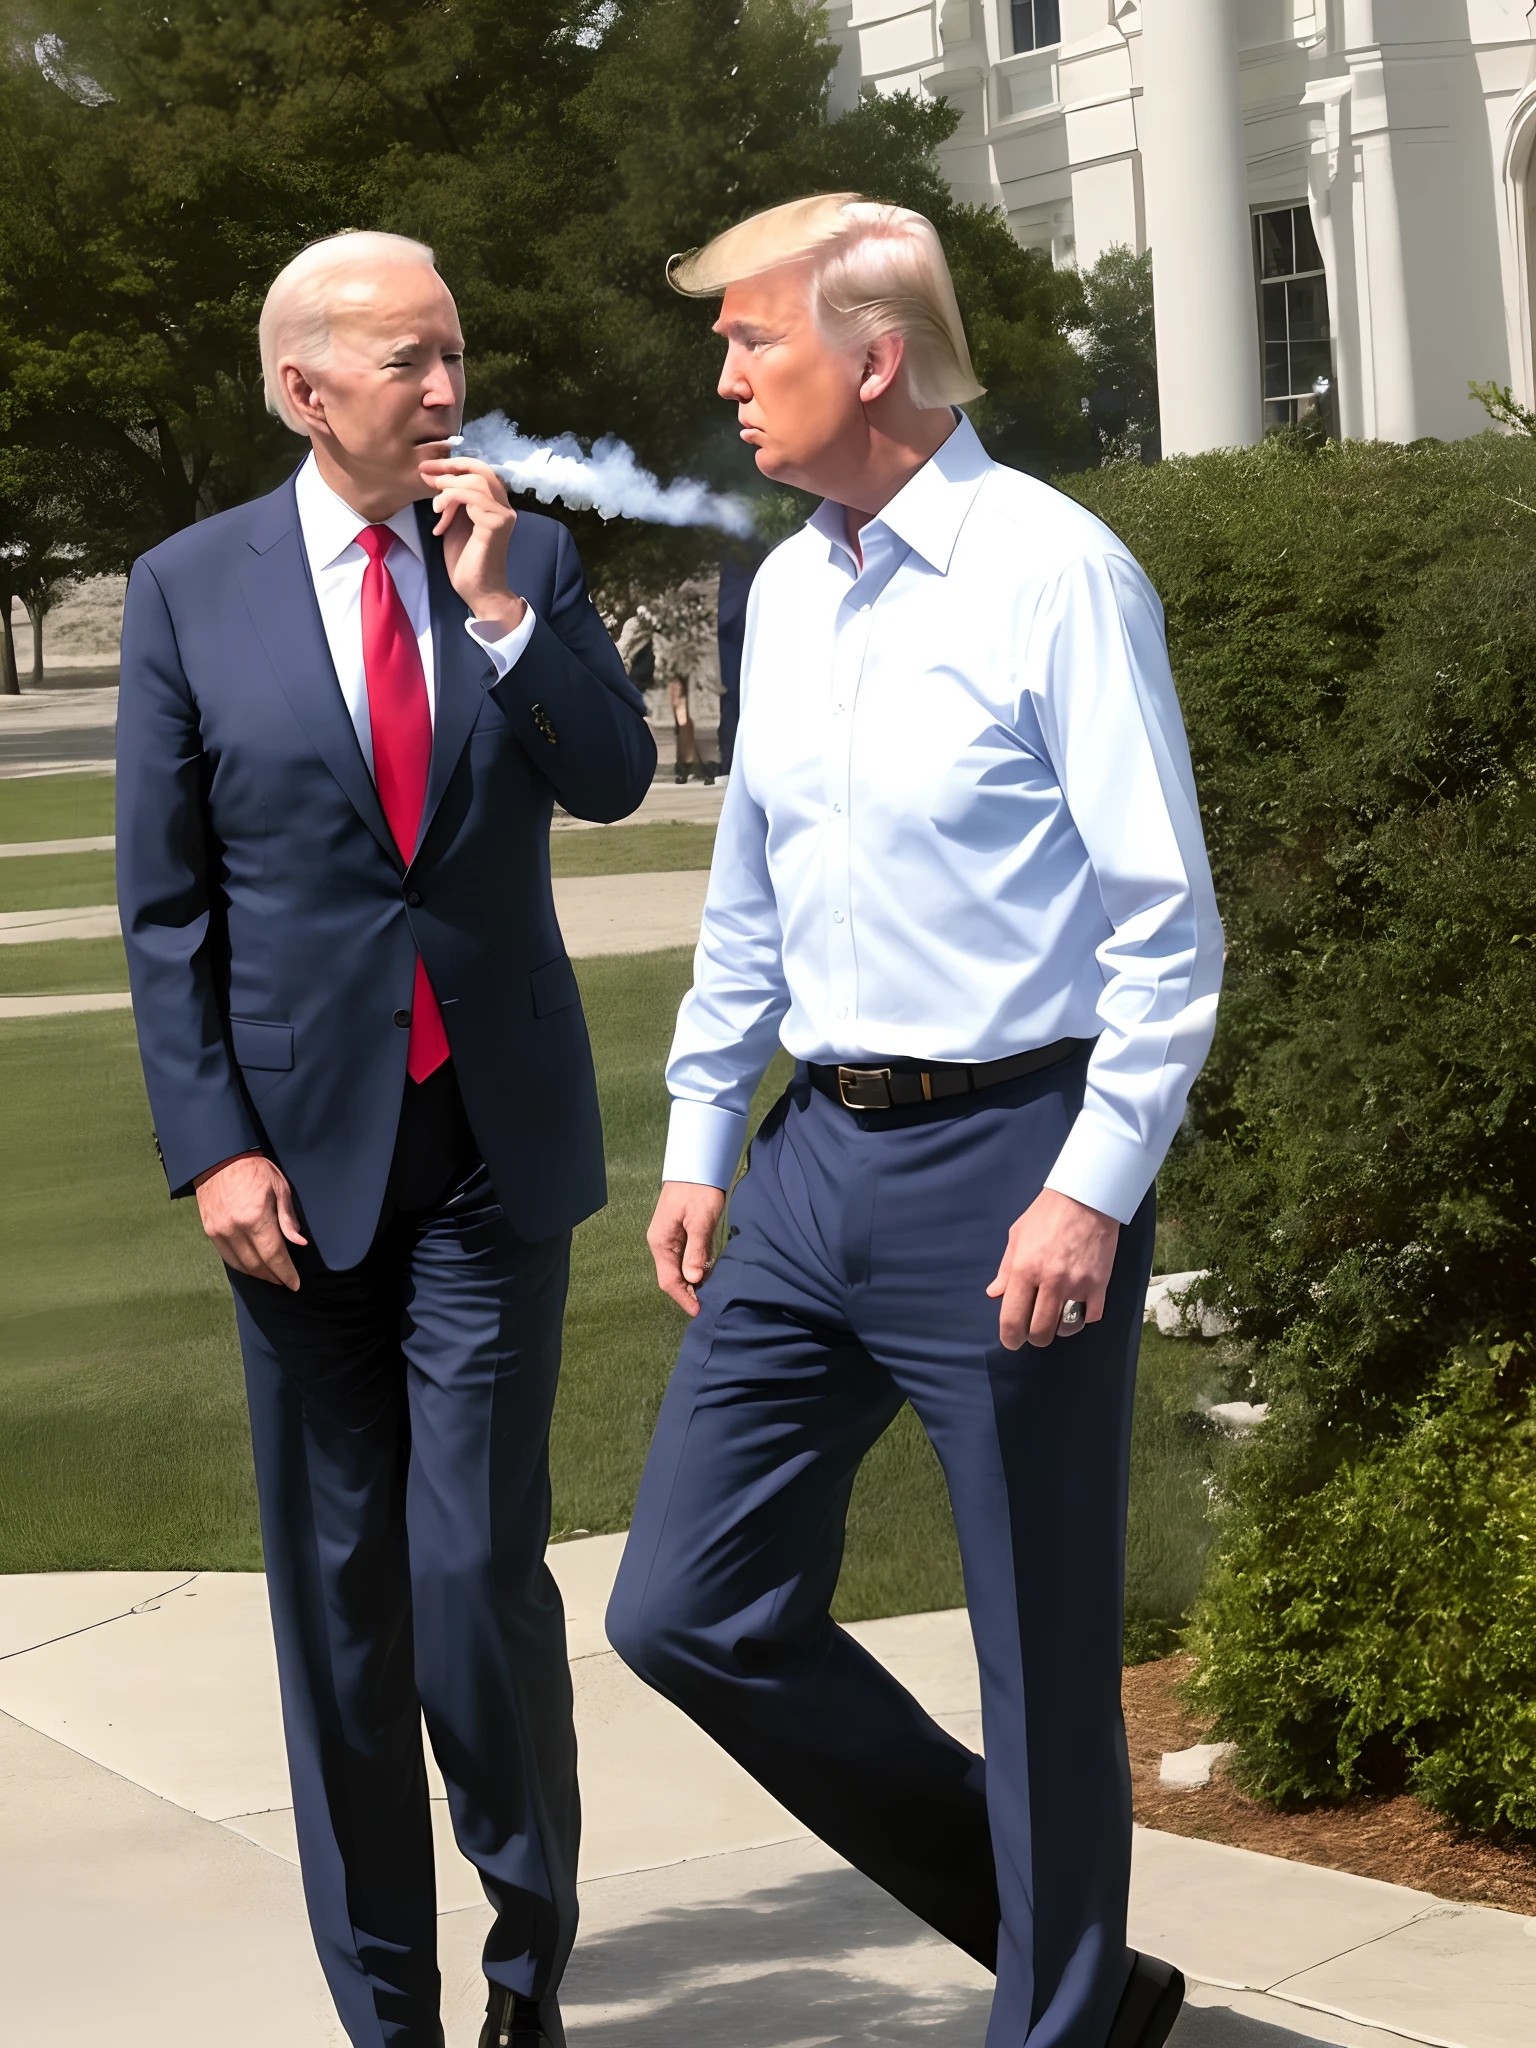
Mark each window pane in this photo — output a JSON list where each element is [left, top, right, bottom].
[[1034, 0, 1062, 44], [1261, 281, 1288, 344], [1012, 0, 1036, 51], [1286, 277, 1328, 341], [1290, 339, 1333, 391], [1265, 399, 1295, 429], [1259, 211, 1293, 279], [1265, 342, 1293, 398], [1292, 205, 1324, 275]]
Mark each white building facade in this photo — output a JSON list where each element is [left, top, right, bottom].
[[828, 1, 1536, 453]]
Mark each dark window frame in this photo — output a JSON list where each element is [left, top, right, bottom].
[[1252, 202, 1334, 432], [1011, 0, 1062, 56]]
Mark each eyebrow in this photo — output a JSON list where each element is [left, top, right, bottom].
[[380, 336, 464, 357]]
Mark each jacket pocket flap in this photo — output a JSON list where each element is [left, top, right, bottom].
[[231, 1017, 294, 1071], [530, 955, 580, 1019]]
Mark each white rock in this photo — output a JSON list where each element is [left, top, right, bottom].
[[1204, 1400, 1269, 1435], [1144, 1270, 1232, 1338], [1159, 1742, 1236, 1789]]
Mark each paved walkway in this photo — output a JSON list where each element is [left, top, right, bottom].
[[0, 780, 723, 1016], [0, 684, 119, 776], [0, 1543, 1529, 2048], [0, 833, 115, 858], [0, 873, 715, 955]]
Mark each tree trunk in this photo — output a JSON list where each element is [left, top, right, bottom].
[[0, 600, 19, 695], [24, 598, 44, 687]]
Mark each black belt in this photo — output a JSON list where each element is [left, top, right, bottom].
[[807, 1037, 1093, 1113]]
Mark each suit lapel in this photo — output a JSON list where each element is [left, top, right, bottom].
[[416, 501, 493, 855], [237, 480, 401, 868]]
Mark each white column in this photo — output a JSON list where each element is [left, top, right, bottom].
[[1139, 0, 1262, 453]]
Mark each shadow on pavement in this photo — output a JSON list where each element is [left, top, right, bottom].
[[561, 1861, 1341, 2048], [1174, 2009, 1337, 2048], [565, 1863, 990, 2045]]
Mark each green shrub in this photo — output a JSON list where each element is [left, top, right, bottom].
[[1190, 1353, 1536, 1833], [1063, 435, 1536, 1823]]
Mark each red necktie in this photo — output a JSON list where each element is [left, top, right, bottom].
[[357, 524, 450, 1083]]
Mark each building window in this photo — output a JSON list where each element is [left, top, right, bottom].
[[1011, 0, 1061, 54], [1254, 204, 1333, 431]]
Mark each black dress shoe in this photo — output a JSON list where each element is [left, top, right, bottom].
[[1106, 1951, 1185, 2048], [479, 1986, 547, 2048]]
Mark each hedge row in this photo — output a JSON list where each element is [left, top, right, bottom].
[[1065, 436, 1536, 1831]]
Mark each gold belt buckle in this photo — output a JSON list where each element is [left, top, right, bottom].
[[838, 1065, 893, 1110]]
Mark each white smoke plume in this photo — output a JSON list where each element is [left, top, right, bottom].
[[451, 412, 757, 539]]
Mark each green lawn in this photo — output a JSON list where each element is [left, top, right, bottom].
[[0, 944, 1218, 1641], [551, 821, 714, 876], [0, 850, 117, 912], [0, 773, 115, 843], [0, 800, 705, 924], [0, 938, 129, 995]]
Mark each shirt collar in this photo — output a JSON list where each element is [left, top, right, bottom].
[[808, 411, 995, 577], [293, 451, 426, 573]]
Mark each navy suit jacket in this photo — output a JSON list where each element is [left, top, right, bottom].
[[117, 473, 656, 1268]]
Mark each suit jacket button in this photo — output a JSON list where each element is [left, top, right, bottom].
[[393, 1008, 412, 1029], [405, 889, 422, 907]]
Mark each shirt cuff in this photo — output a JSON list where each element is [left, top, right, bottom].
[[663, 1099, 749, 1190], [1042, 1113, 1158, 1227], [466, 604, 537, 676]]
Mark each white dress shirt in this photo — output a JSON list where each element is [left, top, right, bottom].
[[293, 453, 537, 775], [662, 414, 1223, 1225]]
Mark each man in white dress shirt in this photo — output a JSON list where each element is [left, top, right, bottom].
[[606, 195, 1221, 2048], [116, 232, 654, 2048]]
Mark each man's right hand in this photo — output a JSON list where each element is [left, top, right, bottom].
[[648, 1180, 728, 1316], [194, 1153, 308, 1291]]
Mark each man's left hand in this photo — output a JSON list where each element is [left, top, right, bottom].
[[418, 456, 526, 634], [987, 1188, 1120, 1350]]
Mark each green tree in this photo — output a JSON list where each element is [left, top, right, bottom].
[[1, 1, 1100, 593], [1067, 244, 1158, 464], [0, 440, 90, 692]]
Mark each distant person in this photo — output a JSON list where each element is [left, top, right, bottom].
[[617, 606, 657, 699], [715, 548, 766, 775], [667, 661, 714, 784], [607, 194, 1221, 2048], [116, 230, 654, 2048]]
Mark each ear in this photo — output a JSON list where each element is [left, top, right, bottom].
[[278, 361, 327, 436], [857, 331, 906, 406]]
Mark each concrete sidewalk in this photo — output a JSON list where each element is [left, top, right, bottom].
[[0, 1544, 1529, 2048], [0, 873, 711, 959]]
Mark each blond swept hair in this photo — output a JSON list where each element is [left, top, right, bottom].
[[260, 230, 439, 434], [669, 193, 983, 409]]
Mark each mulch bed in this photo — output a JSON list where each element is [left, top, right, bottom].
[[1124, 1655, 1536, 1916]]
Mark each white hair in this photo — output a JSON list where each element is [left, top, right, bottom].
[[668, 193, 983, 409], [259, 230, 439, 434]]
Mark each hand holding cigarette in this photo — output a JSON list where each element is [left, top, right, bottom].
[[417, 446, 526, 635]]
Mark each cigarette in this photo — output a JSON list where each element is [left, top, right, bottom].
[[446, 435, 465, 450]]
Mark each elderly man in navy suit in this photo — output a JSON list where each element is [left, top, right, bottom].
[[116, 230, 654, 2048]]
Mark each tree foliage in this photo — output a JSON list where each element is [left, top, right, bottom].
[[1066, 435, 1536, 1827], [0, 0, 1098, 592], [1065, 244, 1158, 464]]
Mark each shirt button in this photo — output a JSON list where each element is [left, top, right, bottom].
[[836, 1006, 849, 1020], [393, 1008, 412, 1029], [405, 889, 422, 907], [832, 802, 843, 814], [833, 910, 844, 923]]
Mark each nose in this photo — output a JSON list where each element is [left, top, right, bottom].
[[423, 357, 459, 410], [717, 343, 752, 404]]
